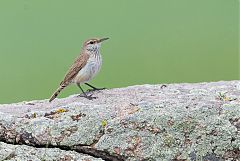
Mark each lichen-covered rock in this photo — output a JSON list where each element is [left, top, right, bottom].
[[0, 81, 239, 160], [0, 142, 103, 161]]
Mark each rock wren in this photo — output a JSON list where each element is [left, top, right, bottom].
[[49, 37, 109, 102]]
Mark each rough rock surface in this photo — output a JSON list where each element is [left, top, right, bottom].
[[0, 142, 103, 161], [0, 81, 240, 161]]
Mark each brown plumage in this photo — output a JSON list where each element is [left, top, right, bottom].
[[49, 52, 90, 102], [49, 37, 109, 102], [61, 52, 90, 86], [49, 85, 66, 102]]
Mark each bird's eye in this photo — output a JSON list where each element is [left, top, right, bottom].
[[89, 41, 94, 44]]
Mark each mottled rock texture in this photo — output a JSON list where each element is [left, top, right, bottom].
[[0, 81, 240, 161], [0, 142, 103, 161]]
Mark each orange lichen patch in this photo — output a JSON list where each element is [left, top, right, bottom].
[[44, 108, 69, 119], [55, 108, 68, 113]]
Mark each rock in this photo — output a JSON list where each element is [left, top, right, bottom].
[[0, 142, 103, 161], [0, 81, 239, 161]]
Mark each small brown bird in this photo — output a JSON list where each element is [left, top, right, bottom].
[[49, 37, 109, 102]]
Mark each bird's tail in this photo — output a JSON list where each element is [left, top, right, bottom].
[[49, 85, 67, 102]]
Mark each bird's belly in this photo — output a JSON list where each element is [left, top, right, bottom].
[[74, 58, 102, 84]]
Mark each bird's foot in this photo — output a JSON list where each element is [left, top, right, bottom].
[[86, 94, 97, 100], [87, 87, 106, 92], [78, 93, 97, 100]]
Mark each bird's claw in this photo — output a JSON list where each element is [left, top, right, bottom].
[[87, 87, 106, 92], [78, 93, 97, 100], [86, 95, 97, 100]]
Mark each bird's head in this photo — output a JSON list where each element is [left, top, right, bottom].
[[83, 38, 109, 51]]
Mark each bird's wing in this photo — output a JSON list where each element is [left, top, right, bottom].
[[60, 53, 89, 85]]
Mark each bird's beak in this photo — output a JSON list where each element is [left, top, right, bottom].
[[98, 37, 109, 43]]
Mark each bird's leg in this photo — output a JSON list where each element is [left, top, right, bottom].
[[77, 83, 87, 97], [77, 83, 96, 100], [85, 83, 106, 92]]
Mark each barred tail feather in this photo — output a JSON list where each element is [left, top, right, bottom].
[[49, 85, 66, 102]]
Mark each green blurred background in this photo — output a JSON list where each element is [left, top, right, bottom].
[[0, 0, 239, 103]]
